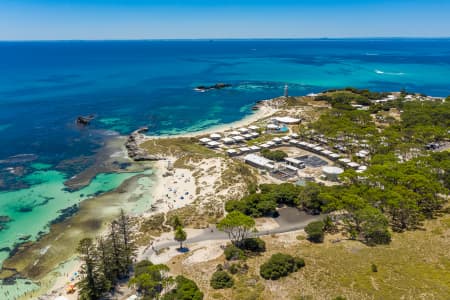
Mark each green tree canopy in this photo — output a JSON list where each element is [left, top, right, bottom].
[[217, 211, 255, 246]]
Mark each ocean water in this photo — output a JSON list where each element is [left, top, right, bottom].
[[0, 39, 450, 283]]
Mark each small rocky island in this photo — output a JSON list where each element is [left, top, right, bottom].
[[194, 83, 231, 92]]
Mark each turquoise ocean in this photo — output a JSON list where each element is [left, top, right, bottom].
[[0, 39, 450, 295]]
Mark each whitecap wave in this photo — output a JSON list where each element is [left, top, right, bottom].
[[374, 69, 405, 76]]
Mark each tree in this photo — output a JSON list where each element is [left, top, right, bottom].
[[305, 221, 325, 243], [217, 211, 255, 246], [174, 226, 187, 250], [77, 238, 110, 300], [260, 253, 305, 280], [210, 271, 234, 289], [162, 275, 204, 300], [354, 206, 391, 245], [117, 209, 136, 275], [172, 215, 182, 229], [129, 263, 170, 299]]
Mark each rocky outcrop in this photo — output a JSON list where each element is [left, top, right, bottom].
[[195, 83, 231, 92], [126, 127, 164, 161], [76, 115, 95, 126]]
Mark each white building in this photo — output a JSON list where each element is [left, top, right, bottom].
[[206, 141, 221, 148], [222, 137, 234, 144], [210, 133, 222, 140], [199, 137, 212, 144], [244, 154, 275, 170]]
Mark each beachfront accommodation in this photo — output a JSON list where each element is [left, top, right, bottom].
[[199, 137, 212, 144], [239, 147, 251, 153], [244, 154, 275, 170], [250, 132, 260, 138], [222, 137, 234, 145], [273, 137, 283, 144], [249, 145, 261, 152], [290, 133, 299, 139], [210, 133, 222, 140], [238, 128, 249, 134], [249, 125, 259, 131], [207, 141, 221, 148], [232, 136, 246, 143], [226, 149, 238, 157], [229, 130, 240, 136], [282, 136, 291, 142], [243, 133, 253, 140]]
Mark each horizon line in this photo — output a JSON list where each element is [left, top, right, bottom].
[[1, 36, 450, 42]]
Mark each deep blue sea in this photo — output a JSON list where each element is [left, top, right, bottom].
[[0, 39, 450, 288]]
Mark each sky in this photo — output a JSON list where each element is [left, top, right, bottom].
[[1, 0, 449, 40]]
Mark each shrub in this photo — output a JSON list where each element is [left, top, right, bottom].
[[224, 244, 246, 261], [305, 221, 325, 243], [239, 237, 266, 253], [371, 263, 378, 273], [162, 275, 203, 300], [210, 271, 234, 289], [259, 253, 305, 280]]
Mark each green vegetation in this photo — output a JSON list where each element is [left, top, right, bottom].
[[129, 262, 170, 299], [259, 253, 305, 280], [174, 226, 187, 250], [224, 244, 246, 261], [162, 275, 204, 300], [261, 148, 288, 161], [239, 237, 266, 253], [304, 221, 325, 243], [77, 210, 136, 299], [225, 183, 302, 217], [210, 270, 234, 289], [217, 211, 256, 246], [130, 261, 203, 300]]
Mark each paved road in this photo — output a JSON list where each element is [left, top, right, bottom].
[[141, 207, 323, 258]]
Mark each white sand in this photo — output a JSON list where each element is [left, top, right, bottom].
[[144, 158, 197, 215]]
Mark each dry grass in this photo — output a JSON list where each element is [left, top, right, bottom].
[[169, 216, 450, 300]]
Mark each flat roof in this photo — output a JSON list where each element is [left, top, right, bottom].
[[244, 154, 274, 169], [285, 157, 303, 165]]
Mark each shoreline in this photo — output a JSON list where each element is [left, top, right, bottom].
[[14, 99, 280, 300], [144, 100, 277, 140]]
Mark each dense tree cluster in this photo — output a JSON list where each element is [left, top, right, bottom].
[[225, 147, 448, 245], [225, 183, 303, 217], [129, 260, 203, 300], [261, 149, 288, 161], [77, 210, 136, 299], [259, 253, 305, 280]]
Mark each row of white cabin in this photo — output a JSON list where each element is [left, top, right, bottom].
[[199, 126, 261, 149]]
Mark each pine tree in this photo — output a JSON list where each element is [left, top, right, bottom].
[[117, 209, 136, 275], [109, 221, 125, 278], [97, 237, 115, 285], [77, 238, 110, 300], [174, 226, 187, 250]]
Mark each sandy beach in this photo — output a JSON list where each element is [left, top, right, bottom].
[[33, 102, 278, 300]]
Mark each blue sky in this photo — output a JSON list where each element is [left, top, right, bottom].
[[1, 0, 449, 40]]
